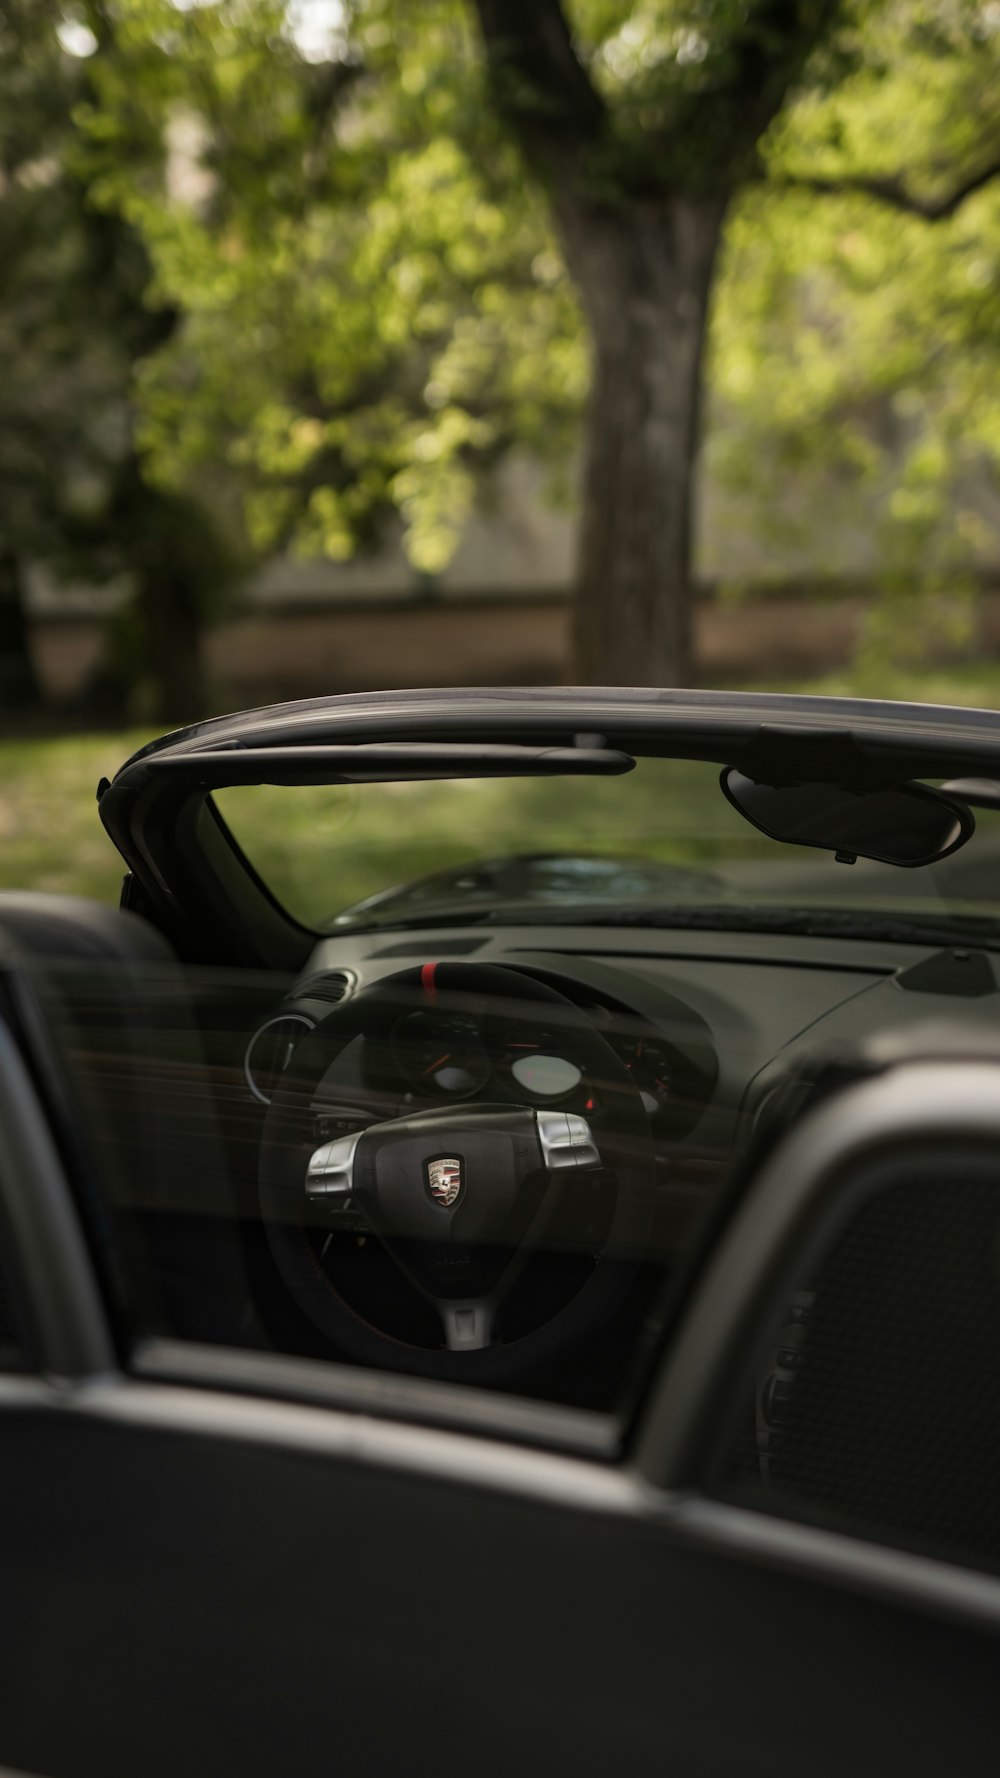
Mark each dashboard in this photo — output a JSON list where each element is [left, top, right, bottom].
[[243, 917, 1000, 1192], [227, 918, 1000, 1387]]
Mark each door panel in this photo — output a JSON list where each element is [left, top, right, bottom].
[[0, 1396, 998, 1778]]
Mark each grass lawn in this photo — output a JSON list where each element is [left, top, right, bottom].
[[2, 664, 999, 913], [782, 663, 1000, 708], [0, 729, 154, 905]]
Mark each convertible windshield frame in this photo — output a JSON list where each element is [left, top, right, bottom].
[[100, 688, 1000, 969]]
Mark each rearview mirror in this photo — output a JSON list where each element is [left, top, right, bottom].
[[720, 770, 974, 867]]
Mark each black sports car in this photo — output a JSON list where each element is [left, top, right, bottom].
[[3, 685, 1000, 1777]]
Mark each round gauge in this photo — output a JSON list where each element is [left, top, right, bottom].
[[391, 1011, 491, 1097], [620, 1036, 674, 1118], [509, 1051, 583, 1098]]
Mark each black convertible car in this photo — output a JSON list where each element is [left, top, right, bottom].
[[4, 685, 1000, 1776]]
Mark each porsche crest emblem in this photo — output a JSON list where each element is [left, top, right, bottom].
[[426, 1156, 463, 1207]]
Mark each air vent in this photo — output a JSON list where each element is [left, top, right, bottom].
[[295, 970, 356, 1005], [245, 1013, 314, 1105]]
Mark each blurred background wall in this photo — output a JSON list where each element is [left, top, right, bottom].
[[23, 443, 1000, 709]]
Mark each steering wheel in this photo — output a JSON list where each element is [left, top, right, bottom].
[[259, 962, 656, 1384]]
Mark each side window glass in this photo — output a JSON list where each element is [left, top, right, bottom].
[[30, 956, 731, 1444]]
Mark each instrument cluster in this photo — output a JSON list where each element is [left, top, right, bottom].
[[372, 1005, 681, 1125]]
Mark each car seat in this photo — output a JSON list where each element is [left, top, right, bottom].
[[0, 892, 267, 1355]]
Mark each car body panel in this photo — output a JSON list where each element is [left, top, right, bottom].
[[5, 689, 1000, 1772]]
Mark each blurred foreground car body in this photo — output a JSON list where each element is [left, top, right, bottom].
[[3, 686, 1000, 1776]]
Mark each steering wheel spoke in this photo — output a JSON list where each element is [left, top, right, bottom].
[[438, 1298, 496, 1352], [535, 1109, 602, 1171], [307, 1109, 600, 1197], [306, 1129, 363, 1204]]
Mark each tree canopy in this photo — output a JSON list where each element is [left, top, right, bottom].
[[710, 0, 1000, 667], [83, 0, 586, 577], [4, 0, 1000, 699], [0, 0, 240, 718]]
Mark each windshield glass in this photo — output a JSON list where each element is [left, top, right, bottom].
[[214, 760, 1000, 939]]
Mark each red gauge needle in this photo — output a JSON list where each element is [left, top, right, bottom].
[[424, 1053, 451, 1075]]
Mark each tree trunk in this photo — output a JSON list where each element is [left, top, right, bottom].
[[137, 568, 207, 727], [556, 193, 727, 687], [0, 549, 44, 716]]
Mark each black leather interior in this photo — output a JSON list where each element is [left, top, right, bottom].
[[0, 892, 267, 1352]]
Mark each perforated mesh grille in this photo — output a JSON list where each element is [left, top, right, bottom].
[[717, 1146, 1000, 1574]]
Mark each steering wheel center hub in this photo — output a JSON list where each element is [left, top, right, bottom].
[[354, 1105, 548, 1297]]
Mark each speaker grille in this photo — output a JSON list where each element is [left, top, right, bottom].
[[717, 1145, 1000, 1574]]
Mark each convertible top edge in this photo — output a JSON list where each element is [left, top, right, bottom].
[[113, 685, 1000, 780], [105, 689, 1000, 815]]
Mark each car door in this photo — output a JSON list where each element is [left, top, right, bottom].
[[1, 946, 1000, 1778]]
